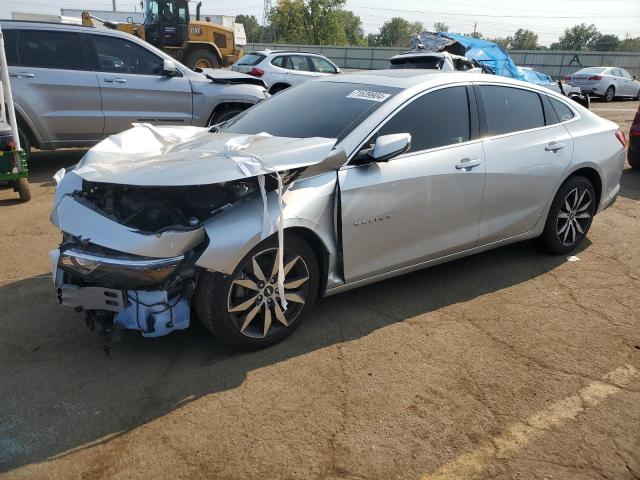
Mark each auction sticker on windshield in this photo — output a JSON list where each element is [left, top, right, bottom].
[[347, 90, 391, 102]]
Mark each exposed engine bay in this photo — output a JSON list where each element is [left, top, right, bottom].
[[74, 175, 288, 233]]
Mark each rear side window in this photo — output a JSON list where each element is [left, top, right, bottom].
[[549, 97, 575, 122], [389, 56, 442, 70], [271, 56, 286, 67], [377, 86, 470, 152], [480, 85, 544, 136], [14, 30, 85, 70]]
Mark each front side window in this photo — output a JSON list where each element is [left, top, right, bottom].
[[14, 30, 85, 70], [376, 86, 471, 152], [91, 35, 164, 75], [480, 85, 545, 136], [310, 56, 336, 74], [620, 69, 634, 79], [288, 55, 311, 71], [222, 81, 400, 140]]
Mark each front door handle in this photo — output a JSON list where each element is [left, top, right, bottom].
[[545, 142, 565, 152], [104, 77, 127, 83], [9, 72, 35, 78], [455, 158, 482, 170]]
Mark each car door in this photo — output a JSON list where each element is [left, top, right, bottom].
[[5, 28, 103, 144], [339, 85, 486, 283], [619, 69, 638, 96], [476, 84, 574, 245], [87, 33, 193, 135], [283, 55, 317, 85]]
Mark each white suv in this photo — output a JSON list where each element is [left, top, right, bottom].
[[231, 50, 340, 94]]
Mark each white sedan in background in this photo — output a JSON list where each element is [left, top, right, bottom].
[[567, 67, 640, 101], [231, 50, 340, 94]]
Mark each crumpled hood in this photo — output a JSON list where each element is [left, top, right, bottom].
[[199, 67, 267, 88], [73, 125, 337, 187]]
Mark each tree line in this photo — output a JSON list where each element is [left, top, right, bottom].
[[235, 0, 640, 51]]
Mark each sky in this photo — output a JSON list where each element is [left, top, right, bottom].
[[1, 0, 639, 46]]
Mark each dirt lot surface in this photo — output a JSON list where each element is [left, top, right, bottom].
[[1, 100, 639, 480]]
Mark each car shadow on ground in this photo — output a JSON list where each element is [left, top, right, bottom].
[[0, 235, 589, 472]]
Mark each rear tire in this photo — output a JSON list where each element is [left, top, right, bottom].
[[18, 126, 31, 162], [195, 233, 319, 350], [536, 176, 596, 254], [17, 178, 31, 202], [185, 49, 220, 69], [604, 85, 615, 102]]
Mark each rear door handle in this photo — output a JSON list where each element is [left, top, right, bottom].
[[545, 142, 565, 152], [455, 158, 482, 170], [104, 77, 127, 83], [9, 72, 35, 78]]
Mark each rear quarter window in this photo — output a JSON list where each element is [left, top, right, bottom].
[[237, 53, 265, 66], [549, 97, 575, 122], [480, 85, 545, 136]]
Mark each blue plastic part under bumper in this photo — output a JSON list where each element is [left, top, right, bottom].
[[115, 290, 190, 337]]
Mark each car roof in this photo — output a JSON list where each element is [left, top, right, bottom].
[[318, 69, 554, 91], [254, 50, 327, 58], [0, 19, 136, 38]]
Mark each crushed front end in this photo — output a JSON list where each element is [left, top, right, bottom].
[[50, 172, 264, 337]]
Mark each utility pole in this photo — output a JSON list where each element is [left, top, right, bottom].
[[112, 0, 117, 12], [624, 32, 629, 50], [473, 22, 477, 38]]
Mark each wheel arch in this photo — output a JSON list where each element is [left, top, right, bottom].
[[269, 83, 291, 95], [286, 227, 330, 295], [207, 101, 254, 126], [564, 166, 603, 211], [12, 105, 42, 149]]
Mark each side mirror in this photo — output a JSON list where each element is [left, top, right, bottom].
[[370, 133, 411, 162], [335, 67, 342, 74], [163, 59, 178, 76]]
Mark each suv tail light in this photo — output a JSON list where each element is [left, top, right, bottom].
[[630, 107, 640, 138], [587, 75, 603, 80], [615, 130, 626, 147], [249, 67, 265, 78]]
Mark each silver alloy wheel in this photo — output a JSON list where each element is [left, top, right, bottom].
[[556, 187, 592, 247], [226, 247, 310, 339], [605, 86, 615, 102]]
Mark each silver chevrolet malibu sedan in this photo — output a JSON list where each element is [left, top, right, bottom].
[[50, 71, 625, 349]]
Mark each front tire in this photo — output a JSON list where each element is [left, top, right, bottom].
[[18, 126, 31, 162], [536, 176, 596, 254], [195, 234, 319, 350], [604, 85, 615, 102], [17, 178, 31, 202]]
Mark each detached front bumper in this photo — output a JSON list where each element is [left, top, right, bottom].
[[51, 246, 196, 337]]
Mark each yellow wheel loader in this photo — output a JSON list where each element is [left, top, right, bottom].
[[82, 0, 243, 69]]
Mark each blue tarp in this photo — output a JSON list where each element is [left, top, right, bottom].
[[411, 32, 526, 81]]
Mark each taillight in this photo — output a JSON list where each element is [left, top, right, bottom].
[[249, 67, 264, 77], [587, 75, 602, 80], [630, 108, 640, 137], [615, 130, 626, 147], [565, 76, 571, 81]]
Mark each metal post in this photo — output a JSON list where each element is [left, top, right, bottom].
[[112, 0, 117, 12], [0, 26, 20, 150]]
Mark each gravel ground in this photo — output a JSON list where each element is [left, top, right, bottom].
[[0, 100, 639, 480]]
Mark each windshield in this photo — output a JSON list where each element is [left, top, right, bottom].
[[575, 67, 607, 75], [222, 81, 400, 140]]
